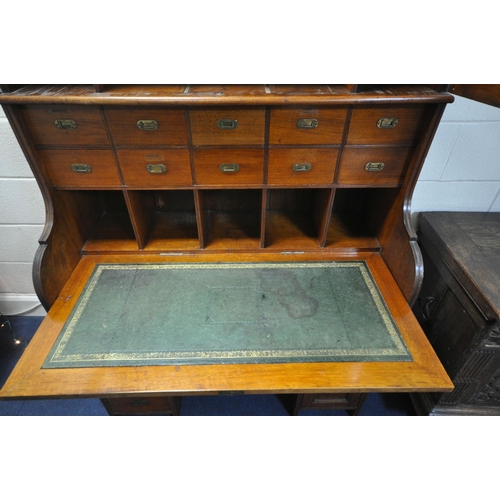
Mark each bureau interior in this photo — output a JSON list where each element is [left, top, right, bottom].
[[56, 187, 393, 254]]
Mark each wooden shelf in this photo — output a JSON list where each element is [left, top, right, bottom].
[[203, 211, 262, 250], [83, 211, 138, 253], [324, 212, 381, 252], [264, 211, 322, 250], [143, 212, 200, 252]]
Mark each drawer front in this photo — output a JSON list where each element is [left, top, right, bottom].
[[347, 106, 428, 146], [268, 148, 339, 186], [117, 150, 192, 187], [269, 108, 347, 145], [104, 107, 188, 146], [39, 150, 122, 188], [104, 397, 181, 415], [190, 108, 266, 146], [194, 149, 264, 186], [338, 147, 412, 186], [22, 105, 110, 146], [300, 393, 365, 409]]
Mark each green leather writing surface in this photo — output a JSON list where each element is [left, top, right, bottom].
[[43, 262, 412, 368]]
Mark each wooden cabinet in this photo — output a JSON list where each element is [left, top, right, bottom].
[[0, 84, 454, 415], [412, 212, 500, 416]]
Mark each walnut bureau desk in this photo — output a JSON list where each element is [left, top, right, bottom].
[[0, 85, 454, 416]]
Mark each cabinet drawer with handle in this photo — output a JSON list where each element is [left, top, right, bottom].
[[193, 149, 264, 186], [104, 107, 188, 146], [117, 150, 193, 187], [21, 105, 110, 147], [190, 108, 266, 146], [337, 147, 413, 186], [38, 150, 122, 188], [347, 106, 428, 146], [270, 108, 347, 145], [268, 148, 339, 186]]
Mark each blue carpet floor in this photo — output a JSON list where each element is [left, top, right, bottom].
[[0, 315, 416, 416]]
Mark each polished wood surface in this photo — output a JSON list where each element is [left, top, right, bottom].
[[269, 108, 347, 145], [39, 149, 122, 188], [190, 108, 266, 146], [347, 106, 428, 146], [193, 148, 265, 186], [0, 85, 455, 406], [337, 147, 412, 186], [104, 107, 188, 147], [450, 84, 500, 109], [268, 148, 339, 186], [22, 105, 110, 146], [0, 84, 454, 106], [117, 149, 192, 188], [0, 253, 453, 399]]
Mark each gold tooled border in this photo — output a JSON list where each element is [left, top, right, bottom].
[[44, 262, 411, 366]]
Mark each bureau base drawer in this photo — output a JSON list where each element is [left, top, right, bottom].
[[102, 396, 182, 416], [291, 393, 367, 415]]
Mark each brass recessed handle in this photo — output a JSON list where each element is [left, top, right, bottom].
[[377, 118, 399, 129], [71, 164, 92, 173], [292, 163, 312, 173], [220, 163, 240, 173], [146, 164, 167, 174], [217, 119, 238, 130], [137, 120, 159, 131], [55, 119, 77, 130], [365, 162, 385, 172], [297, 118, 318, 129]]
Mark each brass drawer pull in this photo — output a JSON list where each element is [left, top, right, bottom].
[[55, 119, 77, 130], [71, 164, 92, 173], [146, 164, 167, 174], [365, 162, 385, 172], [292, 163, 312, 173], [297, 118, 318, 129], [377, 118, 399, 129], [217, 119, 238, 130], [220, 163, 240, 173], [137, 120, 159, 131]]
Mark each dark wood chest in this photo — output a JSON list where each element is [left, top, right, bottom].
[[413, 212, 500, 416]]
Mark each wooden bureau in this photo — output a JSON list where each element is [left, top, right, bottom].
[[0, 84, 454, 415]]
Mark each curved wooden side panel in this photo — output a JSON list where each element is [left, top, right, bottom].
[[2, 105, 87, 310], [377, 103, 448, 305]]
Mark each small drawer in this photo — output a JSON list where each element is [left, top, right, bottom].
[[337, 147, 413, 186], [190, 108, 266, 146], [39, 150, 122, 188], [269, 108, 347, 145], [104, 107, 188, 146], [117, 150, 192, 188], [194, 149, 264, 186], [268, 148, 339, 186], [103, 397, 182, 416], [347, 106, 428, 146], [22, 105, 110, 146]]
